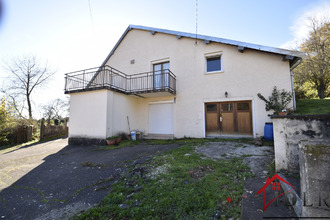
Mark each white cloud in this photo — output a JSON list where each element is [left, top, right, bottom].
[[281, 1, 330, 50]]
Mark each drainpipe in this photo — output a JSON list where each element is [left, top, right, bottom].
[[290, 58, 302, 110]]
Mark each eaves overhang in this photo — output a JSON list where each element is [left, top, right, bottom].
[[101, 25, 304, 68]]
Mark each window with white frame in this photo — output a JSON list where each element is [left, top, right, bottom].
[[205, 52, 222, 73], [153, 62, 170, 89]]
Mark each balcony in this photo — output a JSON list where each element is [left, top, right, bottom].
[[64, 65, 176, 97]]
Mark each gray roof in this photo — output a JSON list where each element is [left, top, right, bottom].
[[101, 25, 303, 68]]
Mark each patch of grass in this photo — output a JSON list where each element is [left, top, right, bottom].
[[295, 98, 330, 115], [234, 143, 246, 148], [96, 138, 253, 151], [267, 159, 276, 178], [262, 140, 274, 147], [0, 135, 67, 154], [145, 137, 253, 146], [73, 145, 253, 219], [0, 139, 39, 154], [96, 140, 140, 150]]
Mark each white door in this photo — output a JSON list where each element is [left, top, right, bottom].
[[149, 103, 173, 134]]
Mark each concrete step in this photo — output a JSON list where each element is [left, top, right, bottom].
[[143, 134, 174, 140]]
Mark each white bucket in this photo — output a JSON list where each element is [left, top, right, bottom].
[[131, 131, 136, 141]]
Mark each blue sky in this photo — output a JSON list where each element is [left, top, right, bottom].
[[0, 0, 329, 118]]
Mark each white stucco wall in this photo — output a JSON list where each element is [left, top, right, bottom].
[[69, 90, 109, 139], [108, 92, 140, 137], [104, 29, 293, 138]]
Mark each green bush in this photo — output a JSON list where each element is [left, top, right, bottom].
[[257, 86, 292, 114], [0, 98, 39, 146], [0, 99, 16, 145]]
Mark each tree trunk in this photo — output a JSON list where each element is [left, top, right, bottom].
[[317, 89, 325, 99], [27, 94, 33, 119], [317, 82, 326, 99]]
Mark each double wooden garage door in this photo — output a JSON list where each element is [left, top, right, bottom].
[[205, 101, 252, 136]]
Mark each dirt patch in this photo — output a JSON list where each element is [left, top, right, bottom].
[[195, 142, 274, 178], [190, 165, 214, 180]]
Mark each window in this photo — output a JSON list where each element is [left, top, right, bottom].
[[207, 57, 221, 72], [153, 62, 170, 89], [205, 52, 222, 73], [237, 102, 250, 111], [221, 103, 233, 112], [206, 104, 217, 112]]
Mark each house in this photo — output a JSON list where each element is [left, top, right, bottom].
[[64, 25, 303, 145]]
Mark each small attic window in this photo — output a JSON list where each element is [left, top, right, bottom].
[[205, 52, 223, 74], [206, 57, 221, 72]]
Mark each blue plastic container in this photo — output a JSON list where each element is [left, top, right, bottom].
[[264, 122, 274, 141]]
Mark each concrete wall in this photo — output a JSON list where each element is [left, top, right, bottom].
[[68, 88, 177, 144], [107, 92, 140, 136], [272, 115, 330, 173], [69, 90, 109, 139], [106, 29, 293, 138], [298, 140, 330, 217]]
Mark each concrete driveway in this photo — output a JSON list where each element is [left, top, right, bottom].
[[0, 138, 179, 220]]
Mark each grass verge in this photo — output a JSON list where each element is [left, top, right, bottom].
[[295, 98, 330, 115], [96, 137, 255, 151], [0, 139, 39, 154], [0, 135, 68, 154], [73, 144, 254, 219]]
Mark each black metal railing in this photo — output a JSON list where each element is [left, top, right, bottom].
[[64, 65, 176, 95]]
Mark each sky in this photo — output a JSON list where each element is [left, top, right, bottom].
[[0, 0, 329, 118]]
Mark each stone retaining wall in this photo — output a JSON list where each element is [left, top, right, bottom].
[[272, 114, 330, 173], [298, 140, 330, 217]]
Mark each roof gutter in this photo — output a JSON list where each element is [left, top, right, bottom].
[[290, 57, 303, 110]]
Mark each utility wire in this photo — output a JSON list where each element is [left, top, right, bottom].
[[195, 0, 198, 44], [88, 0, 94, 31]]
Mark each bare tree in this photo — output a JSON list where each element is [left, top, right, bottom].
[[42, 98, 69, 124], [2, 55, 55, 119], [52, 98, 69, 119]]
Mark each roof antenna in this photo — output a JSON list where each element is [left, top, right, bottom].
[[195, 0, 198, 45], [88, 0, 94, 31]]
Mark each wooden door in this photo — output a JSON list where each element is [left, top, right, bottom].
[[205, 101, 252, 136], [236, 101, 252, 135], [220, 102, 235, 134], [205, 103, 220, 135]]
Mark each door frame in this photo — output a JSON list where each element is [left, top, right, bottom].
[[203, 98, 255, 137]]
